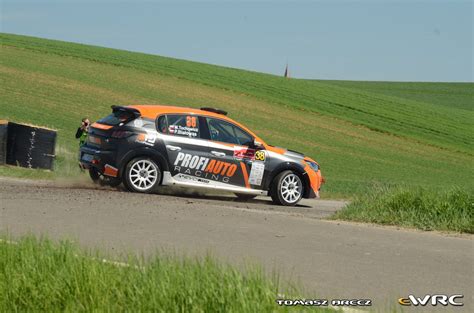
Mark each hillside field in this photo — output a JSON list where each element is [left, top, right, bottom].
[[321, 80, 473, 111], [0, 33, 473, 198]]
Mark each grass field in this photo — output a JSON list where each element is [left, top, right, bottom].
[[332, 187, 473, 233], [1, 235, 333, 312], [0, 33, 473, 198], [321, 80, 474, 111]]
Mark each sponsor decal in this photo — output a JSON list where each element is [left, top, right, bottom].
[[174, 152, 238, 183], [176, 173, 210, 184], [398, 294, 463, 307], [136, 133, 156, 146], [169, 125, 198, 137], [248, 162, 265, 185], [234, 147, 255, 160], [255, 150, 266, 162]]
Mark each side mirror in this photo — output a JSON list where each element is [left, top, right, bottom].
[[253, 139, 264, 149]]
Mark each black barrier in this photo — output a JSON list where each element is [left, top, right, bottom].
[[0, 121, 7, 165], [6, 122, 56, 170]]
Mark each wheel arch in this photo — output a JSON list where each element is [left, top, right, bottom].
[[265, 163, 312, 198], [118, 147, 169, 179]]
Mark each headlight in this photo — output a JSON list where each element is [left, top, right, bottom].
[[306, 160, 319, 172]]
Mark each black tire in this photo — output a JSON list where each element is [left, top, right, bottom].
[[234, 193, 257, 201], [270, 170, 304, 206], [90, 168, 121, 187], [123, 157, 161, 193], [107, 177, 122, 188], [98, 176, 122, 188], [89, 168, 101, 183]]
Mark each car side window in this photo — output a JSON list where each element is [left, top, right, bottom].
[[206, 117, 253, 146], [233, 126, 254, 146], [157, 114, 200, 138]]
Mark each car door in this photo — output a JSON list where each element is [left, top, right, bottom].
[[156, 114, 213, 187], [204, 117, 266, 190]]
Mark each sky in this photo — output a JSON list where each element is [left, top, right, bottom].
[[1, 0, 472, 82]]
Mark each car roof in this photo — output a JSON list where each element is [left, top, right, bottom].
[[128, 105, 227, 119], [128, 104, 259, 139]]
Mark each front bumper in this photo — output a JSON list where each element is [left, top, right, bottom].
[[303, 167, 323, 199], [307, 188, 318, 199]]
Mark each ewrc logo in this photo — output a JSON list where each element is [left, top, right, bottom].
[[174, 152, 237, 179], [398, 295, 463, 306]]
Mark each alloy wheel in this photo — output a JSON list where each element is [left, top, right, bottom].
[[280, 173, 302, 204], [129, 159, 158, 191]]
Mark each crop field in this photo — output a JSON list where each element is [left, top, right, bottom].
[[1, 33, 473, 198], [321, 80, 474, 111]]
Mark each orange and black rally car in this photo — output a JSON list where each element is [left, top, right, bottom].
[[80, 105, 323, 206]]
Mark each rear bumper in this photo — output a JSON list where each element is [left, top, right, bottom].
[[79, 146, 118, 176]]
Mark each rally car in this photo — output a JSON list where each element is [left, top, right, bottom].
[[80, 105, 324, 206]]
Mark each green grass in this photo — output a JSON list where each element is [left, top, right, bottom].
[[0, 235, 333, 312], [321, 80, 474, 111], [332, 187, 473, 233], [0, 32, 473, 198]]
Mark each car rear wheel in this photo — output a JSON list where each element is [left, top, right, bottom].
[[89, 168, 100, 183], [270, 170, 303, 206], [234, 193, 257, 201], [124, 158, 161, 193], [100, 176, 122, 188], [89, 168, 121, 187], [106, 177, 122, 188]]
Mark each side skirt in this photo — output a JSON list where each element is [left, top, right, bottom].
[[161, 171, 268, 195]]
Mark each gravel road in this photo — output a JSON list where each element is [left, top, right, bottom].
[[0, 178, 472, 312]]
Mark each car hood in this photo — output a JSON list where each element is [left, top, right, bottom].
[[284, 149, 305, 159], [267, 145, 306, 159]]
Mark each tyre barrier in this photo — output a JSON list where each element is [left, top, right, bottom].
[[5, 122, 57, 170], [0, 120, 7, 165]]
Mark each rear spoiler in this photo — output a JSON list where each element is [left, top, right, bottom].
[[111, 105, 141, 118]]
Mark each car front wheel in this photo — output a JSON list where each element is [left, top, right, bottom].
[[123, 157, 161, 193], [270, 170, 303, 206]]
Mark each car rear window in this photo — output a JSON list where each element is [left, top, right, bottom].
[[98, 110, 136, 126], [127, 117, 155, 129]]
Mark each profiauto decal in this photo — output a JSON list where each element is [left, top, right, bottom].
[[174, 152, 238, 183]]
